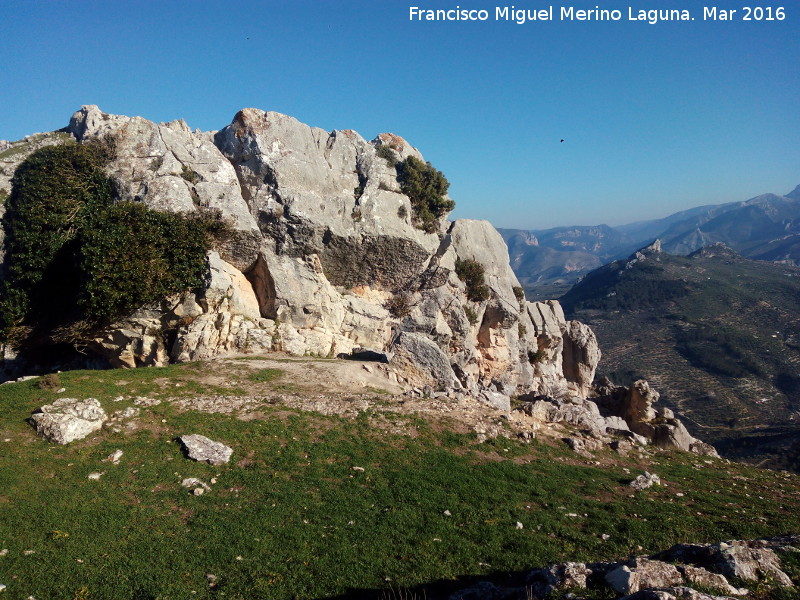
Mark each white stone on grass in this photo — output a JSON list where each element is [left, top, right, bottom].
[[29, 398, 107, 445], [179, 434, 233, 465]]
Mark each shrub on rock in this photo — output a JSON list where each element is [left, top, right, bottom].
[[455, 258, 490, 302], [396, 156, 454, 233]]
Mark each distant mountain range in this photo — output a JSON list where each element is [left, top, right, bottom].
[[559, 241, 800, 470], [500, 184, 800, 299]]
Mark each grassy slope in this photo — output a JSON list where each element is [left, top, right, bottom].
[[0, 360, 799, 600], [561, 250, 800, 469]]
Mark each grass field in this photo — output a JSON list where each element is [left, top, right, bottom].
[[1, 359, 799, 599]]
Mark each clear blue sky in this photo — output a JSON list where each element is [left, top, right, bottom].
[[1, 0, 797, 230]]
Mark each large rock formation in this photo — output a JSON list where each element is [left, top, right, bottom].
[[595, 377, 719, 455], [2, 106, 602, 399]]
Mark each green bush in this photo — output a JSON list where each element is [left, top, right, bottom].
[[0, 142, 113, 332], [0, 143, 221, 343], [77, 202, 213, 321], [528, 348, 546, 364], [385, 292, 412, 318], [675, 324, 765, 378], [180, 164, 199, 184], [375, 145, 398, 167], [455, 258, 490, 302], [464, 305, 479, 325], [513, 286, 525, 301], [396, 156, 454, 233]]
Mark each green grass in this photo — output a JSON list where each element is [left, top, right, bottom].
[[1, 363, 799, 599], [247, 368, 283, 383]]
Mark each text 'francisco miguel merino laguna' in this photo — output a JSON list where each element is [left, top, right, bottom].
[[409, 6, 787, 24]]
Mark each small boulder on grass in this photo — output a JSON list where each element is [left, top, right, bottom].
[[179, 434, 233, 465], [629, 471, 661, 491], [29, 398, 107, 444]]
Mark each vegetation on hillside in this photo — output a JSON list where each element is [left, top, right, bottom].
[[675, 324, 766, 379], [397, 156, 454, 233], [0, 142, 222, 346], [560, 261, 691, 312], [561, 249, 800, 469]]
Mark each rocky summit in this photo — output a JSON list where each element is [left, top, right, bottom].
[[2, 106, 602, 403]]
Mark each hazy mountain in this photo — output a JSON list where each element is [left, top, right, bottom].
[[500, 225, 641, 299], [560, 241, 800, 469], [659, 190, 800, 256], [615, 203, 727, 243], [501, 185, 800, 297]]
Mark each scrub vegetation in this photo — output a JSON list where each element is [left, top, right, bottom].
[[0, 142, 225, 346]]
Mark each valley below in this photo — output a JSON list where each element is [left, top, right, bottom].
[[560, 243, 800, 471]]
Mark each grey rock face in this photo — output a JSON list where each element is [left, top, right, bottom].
[[562, 320, 601, 397], [29, 398, 107, 444], [443, 536, 795, 600], [519, 396, 620, 437], [390, 331, 458, 391], [619, 586, 733, 599], [480, 390, 511, 412], [69, 105, 259, 243], [656, 539, 795, 587], [6, 106, 606, 400], [179, 434, 233, 465], [89, 251, 274, 368], [596, 377, 718, 456], [677, 564, 741, 595], [606, 559, 682, 595]]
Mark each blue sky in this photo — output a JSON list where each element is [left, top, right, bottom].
[[1, 0, 797, 229]]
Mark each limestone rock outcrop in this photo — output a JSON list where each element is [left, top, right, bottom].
[[595, 377, 719, 456], [446, 535, 798, 600], [179, 434, 233, 465], [3, 106, 604, 400], [29, 397, 107, 444]]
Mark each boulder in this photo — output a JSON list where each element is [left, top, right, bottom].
[[480, 390, 511, 412], [619, 587, 735, 600], [677, 564, 741, 595], [606, 559, 682, 595], [629, 472, 661, 491], [596, 378, 718, 456], [69, 105, 260, 244], [29, 398, 107, 444], [627, 379, 659, 423], [526, 561, 591, 596], [519, 396, 610, 437], [649, 419, 697, 452], [656, 540, 794, 587], [390, 332, 458, 391], [179, 434, 233, 465], [562, 320, 601, 397]]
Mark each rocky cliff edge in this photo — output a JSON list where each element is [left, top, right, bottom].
[[3, 106, 601, 401]]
